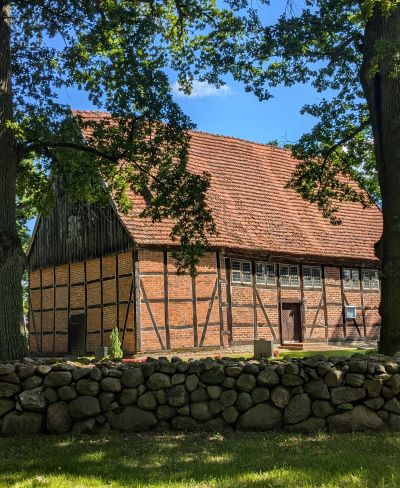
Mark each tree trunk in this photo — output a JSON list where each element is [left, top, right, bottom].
[[360, 5, 400, 356], [0, 2, 27, 360]]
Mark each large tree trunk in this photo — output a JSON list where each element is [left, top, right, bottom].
[[360, 5, 400, 356], [0, 2, 27, 359]]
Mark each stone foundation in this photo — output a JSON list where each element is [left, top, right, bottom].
[[1, 353, 400, 436]]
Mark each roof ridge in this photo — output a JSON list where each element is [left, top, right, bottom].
[[72, 109, 293, 156]]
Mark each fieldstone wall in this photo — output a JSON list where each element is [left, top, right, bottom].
[[1, 354, 400, 436]]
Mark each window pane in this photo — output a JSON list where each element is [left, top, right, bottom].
[[303, 267, 313, 287], [290, 266, 299, 286], [280, 265, 289, 286], [362, 270, 371, 290], [370, 270, 379, 290], [232, 261, 241, 271], [232, 270, 241, 283], [312, 267, 322, 287], [242, 262, 251, 283], [343, 269, 352, 288], [256, 263, 265, 285], [266, 264, 276, 285], [351, 269, 360, 289]]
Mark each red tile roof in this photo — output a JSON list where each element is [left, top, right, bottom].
[[76, 111, 382, 264]]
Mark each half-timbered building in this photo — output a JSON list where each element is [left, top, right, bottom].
[[27, 111, 383, 355]]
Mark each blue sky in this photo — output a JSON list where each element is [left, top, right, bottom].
[[62, 75, 318, 146], [55, 1, 319, 145]]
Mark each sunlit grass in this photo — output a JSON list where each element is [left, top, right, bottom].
[[0, 431, 399, 488]]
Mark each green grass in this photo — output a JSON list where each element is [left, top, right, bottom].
[[225, 349, 375, 361], [278, 348, 375, 359], [1, 431, 399, 488]]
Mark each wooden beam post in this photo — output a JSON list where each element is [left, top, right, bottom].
[[115, 254, 120, 331], [133, 250, 141, 352], [53, 266, 56, 354], [67, 264, 71, 353], [192, 275, 198, 347], [216, 251, 225, 347], [40, 269, 43, 351], [251, 260, 258, 341], [163, 251, 171, 349], [321, 266, 329, 339], [100, 257, 104, 347], [360, 267, 367, 337], [299, 265, 305, 341], [84, 260, 88, 352], [224, 258, 233, 345], [339, 267, 347, 338], [277, 265, 283, 344]]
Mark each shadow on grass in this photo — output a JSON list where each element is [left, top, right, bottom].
[[0, 431, 399, 487]]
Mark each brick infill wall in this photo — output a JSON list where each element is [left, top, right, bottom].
[[0, 354, 399, 435]]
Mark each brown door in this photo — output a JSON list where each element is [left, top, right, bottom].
[[68, 314, 86, 355], [281, 302, 302, 343]]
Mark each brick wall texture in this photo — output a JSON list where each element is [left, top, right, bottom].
[[29, 250, 381, 355]]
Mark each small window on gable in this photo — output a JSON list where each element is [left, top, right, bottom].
[[303, 266, 322, 288], [279, 264, 299, 287], [255, 263, 276, 286], [362, 269, 379, 291], [343, 268, 360, 289], [231, 260, 251, 285]]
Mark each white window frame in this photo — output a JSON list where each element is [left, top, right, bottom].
[[255, 262, 277, 286], [231, 259, 252, 285], [303, 266, 322, 288], [279, 264, 300, 287], [362, 269, 380, 291], [343, 268, 361, 290]]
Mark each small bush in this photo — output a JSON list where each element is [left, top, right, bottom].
[[108, 327, 123, 360]]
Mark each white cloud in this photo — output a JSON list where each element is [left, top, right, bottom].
[[171, 80, 232, 99]]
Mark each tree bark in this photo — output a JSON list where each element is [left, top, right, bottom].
[[0, 1, 27, 359], [360, 5, 400, 355]]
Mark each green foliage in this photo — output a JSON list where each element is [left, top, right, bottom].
[[10, 0, 256, 273], [10, 0, 387, 259], [108, 327, 123, 360]]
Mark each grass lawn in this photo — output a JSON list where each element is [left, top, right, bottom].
[[277, 349, 375, 359], [225, 349, 375, 360], [1, 431, 399, 488]]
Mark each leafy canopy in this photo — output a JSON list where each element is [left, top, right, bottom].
[[11, 0, 255, 272], [13, 0, 387, 268]]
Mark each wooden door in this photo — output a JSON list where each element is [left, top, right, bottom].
[[68, 314, 86, 355], [281, 302, 302, 343]]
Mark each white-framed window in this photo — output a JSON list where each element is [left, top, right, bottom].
[[343, 268, 361, 290], [279, 264, 300, 287], [231, 260, 251, 284], [303, 266, 322, 288], [362, 269, 379, 291], [255, 262, 276, 286]]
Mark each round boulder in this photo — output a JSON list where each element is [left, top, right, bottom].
[[76, 379, 99, 396], [237, 404, 282, 431], [69, 396, 101, 419], [47, 402, 72, 434], [284, 393, 311, 425], [147, 373, 171, 390], [100, 377, 121, 393]]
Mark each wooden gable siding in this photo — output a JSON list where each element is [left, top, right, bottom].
[[28, 188, 133, 271]]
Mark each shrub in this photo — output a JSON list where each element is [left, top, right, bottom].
[[108, 327, 123, 360]]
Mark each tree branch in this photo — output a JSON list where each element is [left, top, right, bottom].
[[321, 119, 370, 164]]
